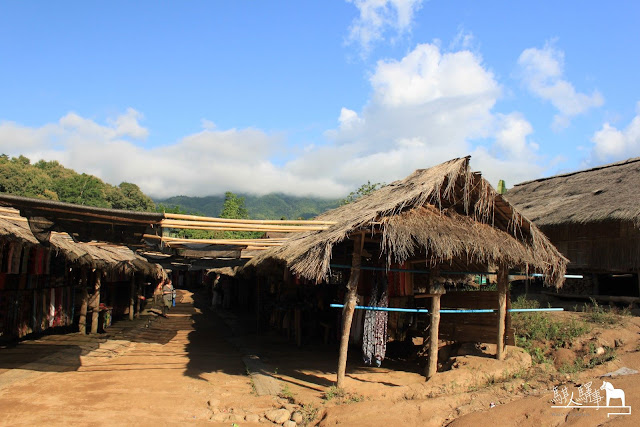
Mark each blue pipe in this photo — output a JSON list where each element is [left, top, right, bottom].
[[329, 303, 563, 314]]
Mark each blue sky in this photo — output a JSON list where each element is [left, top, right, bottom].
[[1, 1, 638, 198]]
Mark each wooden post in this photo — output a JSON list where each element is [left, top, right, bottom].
[[129, 273, 135, 321], [256, 276, 261, 334], [90, 270, 102, 334], [135, 278, 142, 319], [78, 267, 89, 335], [426, 294, 441, 380], [496, 264, 508, 360], [336, 233, 364, 389]]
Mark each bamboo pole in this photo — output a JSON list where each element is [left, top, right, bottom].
[[78, 267, 89, 334], [161, 224, 324, 233], [161, 220, 328, 232], [336, 233, 364, 389], [142, 234, 286, 245], [129, 273, 135, 321], [163, 212, 336, 225], [496, 264, 508, 360], [90, 270, 102, 334], [426, 294, 441, 380]]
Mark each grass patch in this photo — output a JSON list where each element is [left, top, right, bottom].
[[558, 346, 617, 374], [278, 384, 296, 403], [245, 367, 257, 395], [323, 385, 345, 401], [298, 403, 319, 426], [323, 385, 364, 404], [582, 298, 628, 326], [512, 296, 590, 364]]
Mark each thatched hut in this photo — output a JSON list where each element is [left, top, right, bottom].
[[0, 207, 164, 340], [248, 157, 567, 386], [506, 156, 640, 300]]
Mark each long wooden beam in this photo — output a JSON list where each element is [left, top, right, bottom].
[[161, 223, 326, 233], [143, 234, 287, 246], [163, 212, 336, 226]]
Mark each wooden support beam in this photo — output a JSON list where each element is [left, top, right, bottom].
[[90, 270, 102, 334], [426, 293, 441, 380], [78, 267, 89, 335], [496, 264, 508, 360], [129, 273, 135, 321], [336, 233, 364, 389], [135, 278, 142, 319], [163, 212, 336, 225], [161, 223, 327, 233]]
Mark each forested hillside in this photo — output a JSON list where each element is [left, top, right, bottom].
[[0, 154, 155, 211], [156, 193, 340, 220], [0, 154, 341, 219]]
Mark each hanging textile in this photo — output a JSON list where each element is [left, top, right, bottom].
[[362, 274, 389, 366]]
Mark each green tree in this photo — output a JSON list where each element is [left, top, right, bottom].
[[53, 174, 109, 207], [220, 191, 249, 219], [219, 191, 263, 239], [108, 182, 155, 211], [0, 155, 52, 198], [340, 181, 385, 205]]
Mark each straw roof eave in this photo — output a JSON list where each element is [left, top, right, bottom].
[[0, 209, 162, 277], [248, 157, 567, 287]]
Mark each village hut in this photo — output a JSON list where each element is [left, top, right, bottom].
[[248, 156, 567, 386], [506, 156, 640, 301], [0, 206, 164, 341]]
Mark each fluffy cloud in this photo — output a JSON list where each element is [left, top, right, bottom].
[[1, 43, 553, 199], [0, 110, 347, 199], [590, 102, 640, 162], [290, 42, 544, 190], [518, 43, 603, 130], [346, 0, 424, 55]]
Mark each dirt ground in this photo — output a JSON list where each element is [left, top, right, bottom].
[[0, 290, 639, 426]]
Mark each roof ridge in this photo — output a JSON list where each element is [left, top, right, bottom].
[[513, 156, 640, 187]]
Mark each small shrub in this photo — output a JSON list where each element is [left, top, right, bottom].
[[585, 347, 616, 368], [323, 385, 363, 404], [512, 295, 540, 309], [513, 307, 590, 364], [279, 384, 295, 403], [323, 385, 345, 401], [583, 298, 619, 326], [299, 403, 319, 426]]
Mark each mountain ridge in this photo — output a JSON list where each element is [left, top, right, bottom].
[[155, 193, 340, 220]]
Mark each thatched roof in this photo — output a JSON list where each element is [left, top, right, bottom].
[[0, 208, 162, 278], [0, 193, 163, 245], [506, 157, 640, 227], [248, 157, 567, 287]]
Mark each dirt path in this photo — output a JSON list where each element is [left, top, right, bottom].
[[0, 290, 274, 426], [2, 292, 639, 426]]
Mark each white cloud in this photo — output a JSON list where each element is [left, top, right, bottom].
[[292, 42, 545, 190], [0, 43, 556, 199], [0, 110, 346, 199], [346, 0, 424, 55], [518, 43, 603, 130], [370, 43, 499, 107], [590, 101, 640, 162], [107, 108, 149, 140]]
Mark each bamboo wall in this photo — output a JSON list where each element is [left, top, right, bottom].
[[542, 220, 640, 273]]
